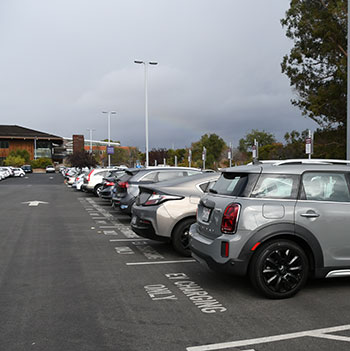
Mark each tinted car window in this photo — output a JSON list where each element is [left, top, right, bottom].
[[301, 172, 350, 202], [199, 182, 209, 192], [211, 173, 250, 196], [139, 172, 158, 182], [251, 174, 299, 199]]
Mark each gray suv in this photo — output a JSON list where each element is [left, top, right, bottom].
[[189, 159, 350, 299]]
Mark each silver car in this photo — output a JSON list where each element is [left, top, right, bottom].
[[131, 172, 219, 256], [190, 159, 350, 299]]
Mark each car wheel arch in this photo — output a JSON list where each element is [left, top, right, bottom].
[[171, 216, 197, 256], [240, 223, 323, 276]]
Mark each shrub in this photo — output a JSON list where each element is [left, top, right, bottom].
[[30, 158, 52, 169]]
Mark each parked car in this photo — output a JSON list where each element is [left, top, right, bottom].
[[13, 168, 25, 177], [82, 168, 125, 196], [0, 168, 11, 180], [112, 167, 203, 215], [189, 159, 350, 299], [2, 166, 14, 177], [46, 165, 55, 173], [131, 172, 219, 256], [21, 165, 32, 173], [99, 170, 126, 200], [72, 169, 91, 191]]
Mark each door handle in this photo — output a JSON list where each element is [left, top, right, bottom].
[[300, 213, 320, 218]]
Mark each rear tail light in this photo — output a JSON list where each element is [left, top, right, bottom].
[[105, 182, 115, 186], [221, 203, 240, 233], [144, 192, 182, 206], [87, 170, 94, 182], [118, 181, 129, 189]]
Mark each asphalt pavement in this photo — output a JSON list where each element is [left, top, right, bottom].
[[1, 173, 350, 351]]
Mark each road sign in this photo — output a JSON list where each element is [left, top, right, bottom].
[[107, 146, 114, 155]]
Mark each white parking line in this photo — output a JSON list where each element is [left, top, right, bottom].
[[127, 260, 196, 266], [99, 226, 119, 228], [186, 324, 350, 351], [109, 239, 151, 242]]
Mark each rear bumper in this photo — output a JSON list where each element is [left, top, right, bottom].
[[112, 194, 135, 214], [100, 188, 113, 199], [189, 223, 250, 276], [190, 247, 249, 276], [131, 216, 169, 242]]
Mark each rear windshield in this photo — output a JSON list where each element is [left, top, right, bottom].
[[211, 172, 253, 196]]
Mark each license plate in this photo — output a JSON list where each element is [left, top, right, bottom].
[[131, 216, 137, 225], [202, 207, 211, 222]]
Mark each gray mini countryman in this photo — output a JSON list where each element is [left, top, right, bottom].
[[189, 159, 350, 299]]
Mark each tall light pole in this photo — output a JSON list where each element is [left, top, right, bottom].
[[87, 128, 95, 154], [347, 0, 350, 160], [102, 111, 116, 167], [134, 60, 158, 167]]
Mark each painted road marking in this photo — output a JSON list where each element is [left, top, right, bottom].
[[166, 273, 227, 314], [110, 238, 151, 242], [21, 201, 49, 207], [115, 246, 135, 255], [100, 226, 119, 228], [186, 324, 350, 351], [103, 230, 118, 235], [127, 260, 196, 266]]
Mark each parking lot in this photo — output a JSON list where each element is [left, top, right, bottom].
[[1, 173, 350, 351]]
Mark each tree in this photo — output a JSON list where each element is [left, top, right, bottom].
[[111, 147, 142, 167], [281, 0, 347, 128], [66, 151, 97, 168], [283, 129, 309, 159], [239, 129, 276, 153], [191, 134, 227, 169]]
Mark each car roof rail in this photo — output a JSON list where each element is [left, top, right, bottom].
[[272, 159, 350, 166]]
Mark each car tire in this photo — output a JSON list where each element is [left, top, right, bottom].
[[172, 218, 196, 257], [249, 239, 309, 299], [94, 184, 103, 196]]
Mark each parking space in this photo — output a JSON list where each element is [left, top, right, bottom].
[[73, 188, 350, 351]]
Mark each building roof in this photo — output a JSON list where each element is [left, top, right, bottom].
[[0, 125, 63, 140]]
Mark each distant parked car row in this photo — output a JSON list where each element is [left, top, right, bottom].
[[63, 159, 350, 299], [63, 166, 218, 255], [0, 166, 25, 180]]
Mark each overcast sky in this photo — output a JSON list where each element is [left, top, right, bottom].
[[0, 0, 318, 150]]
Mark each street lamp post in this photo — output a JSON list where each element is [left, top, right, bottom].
[[134, 60, 158, 167], [347, 0, 350, 160], [102, 111, 116, 167], [87, 128, 95, 154]]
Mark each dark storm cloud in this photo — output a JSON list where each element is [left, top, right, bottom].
[[0, 0, 318, 150]]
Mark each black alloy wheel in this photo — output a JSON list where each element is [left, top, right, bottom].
[[249, 240, 309, 299], [172, 218, 195, 257]]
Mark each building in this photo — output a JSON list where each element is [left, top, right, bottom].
[[0, 125, 64, 162]]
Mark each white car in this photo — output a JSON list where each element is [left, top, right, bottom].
[[13, 168, 25, 177], [82, 168, 112, 195], [46, 165, 55, 173]]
